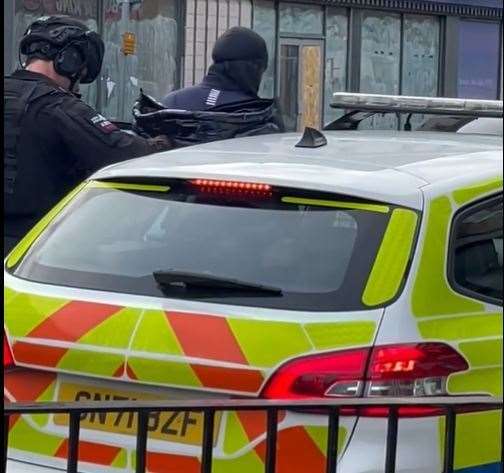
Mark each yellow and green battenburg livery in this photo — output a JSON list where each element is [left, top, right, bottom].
[[412, 177, 503, 473]]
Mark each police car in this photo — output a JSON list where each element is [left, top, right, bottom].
[[4, 94, 503, 473]]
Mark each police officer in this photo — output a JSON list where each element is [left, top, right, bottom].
[[162, 27, 268, 110], [4, 16, 170, 256]]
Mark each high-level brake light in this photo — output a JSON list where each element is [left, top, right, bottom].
[[331, 92, 503, 118], [190, 179, 273, 196], [261, 343, 469, 417], [4, 330, 14, 370]]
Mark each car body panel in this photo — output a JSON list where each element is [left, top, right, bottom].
[[4, 130, 503, 472]]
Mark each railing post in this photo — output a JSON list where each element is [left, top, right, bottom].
[[3, 415, 9, 473], [443, 408, 457, 473], [326, 407, 340, 473], [136, 411, 149, 473], [201, 409, 215, 473], [384, 407, 399, 473], [67, 412, 81, 473], [265, 409, 278, 473]]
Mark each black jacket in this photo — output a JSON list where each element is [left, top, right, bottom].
[[4, 70, 166, 249], [134, 90, 284, 149], [162, 66, 258, 111]]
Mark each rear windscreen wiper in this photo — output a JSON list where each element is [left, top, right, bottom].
[[153, 270, 283, 295]]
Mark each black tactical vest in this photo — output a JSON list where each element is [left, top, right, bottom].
[[4, 77, 57, 198]]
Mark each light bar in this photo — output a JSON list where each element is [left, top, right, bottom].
[[331, 92, 503, 118]]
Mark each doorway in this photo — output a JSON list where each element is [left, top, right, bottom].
[[279, 39, 324, 132]]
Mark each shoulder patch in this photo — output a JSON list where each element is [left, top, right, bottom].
[[90, 114, 119, 134]]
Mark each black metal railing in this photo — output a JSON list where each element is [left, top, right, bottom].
[[3, 396, 503, 473]]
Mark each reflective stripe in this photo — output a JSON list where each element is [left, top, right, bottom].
[[143, 452, 200, 473], [458, 339, 503, 368], [131, 310, 184, 355], [281, 196, 390, 213], [418, 313, 502, 340], [4, 290, 68, 338], [228, 319, 312, 367], [57, 349, 125, 377], [448, 367, 502, 396], [362, 208, 418, 306], [13, 342, 68, 367], [27, 301, 122, 342], [223, 412, 252, 454], [6, 182, 86, 268], [8, 417, 62, 456], [255, 427, 327, 473], [305, 425, 347, 456], [167, 311, 248, 364], [439, 411, 502, 470], [72, 307, 140, 349], [191, 364, 264, 392], [55, 439, 122, 466], [411, 196, 484, 317], [213, 451, 264, 473], [452, 177, 503, 206], [127, 356, 202, 387], [88, 181, 170, 192], [305, 321, 376, 350]]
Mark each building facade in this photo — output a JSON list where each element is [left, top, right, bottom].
[[4, 0, 503, 129]]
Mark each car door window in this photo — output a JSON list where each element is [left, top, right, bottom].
[[450, 195, 503, 304]]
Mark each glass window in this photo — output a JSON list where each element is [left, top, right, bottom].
[[359, 11, 400, 130], [253, 0, 276, 98], [15, 182, 396, 312], [450, 196, 503, 304], [13, 0, 99, 107], [401, 15, 440, 130], [279, 44, 299, 132], [102, 0, 180, 120], [279, 3, 323, 35], [458, 20, 501, 99], [324, 8, 348, 126], [402, 15, 440, 96]]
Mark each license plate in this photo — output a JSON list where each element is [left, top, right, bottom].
[[54, 383, 221, 446]]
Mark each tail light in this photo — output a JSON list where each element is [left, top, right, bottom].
[[261, 343, 469, 417], [4, 330, 14, 370]]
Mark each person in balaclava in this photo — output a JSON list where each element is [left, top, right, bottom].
[[162, 27, 268, 110]]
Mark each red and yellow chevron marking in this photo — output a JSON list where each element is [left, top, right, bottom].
[[191, 364, 264, 392], [12, 342, 69, 367], [167, 311, 248, 364], [55, 439, 122, 466], [27, 301, 123, 342], [4, 369, 56, 402], [145, 452, 201, 473], [6, 287, 376, 395], [238, 410, 287, 442], [255, 427, 327, 473]]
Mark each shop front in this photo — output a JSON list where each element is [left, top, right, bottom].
[[4, 0, 503, 126]]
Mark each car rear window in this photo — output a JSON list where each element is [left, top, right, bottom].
[[12, 179, 413, 311]]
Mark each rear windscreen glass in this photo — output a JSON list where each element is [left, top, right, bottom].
[[13, 180, 404, 311]]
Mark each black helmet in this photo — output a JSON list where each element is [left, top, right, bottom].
[[20, 15, 104, 84]]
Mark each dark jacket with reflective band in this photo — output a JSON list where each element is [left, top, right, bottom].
[[4, 70, 162, 247], [161, 69, 257, 111], [134, 91, 284, 149]]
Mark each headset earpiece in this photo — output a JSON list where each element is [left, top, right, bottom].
[[54, 42, 86, 79]]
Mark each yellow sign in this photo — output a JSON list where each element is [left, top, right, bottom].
[[122, 32, 136, 55], [54, 383, 221, 446]]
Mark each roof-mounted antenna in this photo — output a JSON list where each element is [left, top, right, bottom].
[[295, 127, 327, 148]]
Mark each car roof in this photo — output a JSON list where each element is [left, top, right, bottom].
[[93, 130, 503, 210]]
